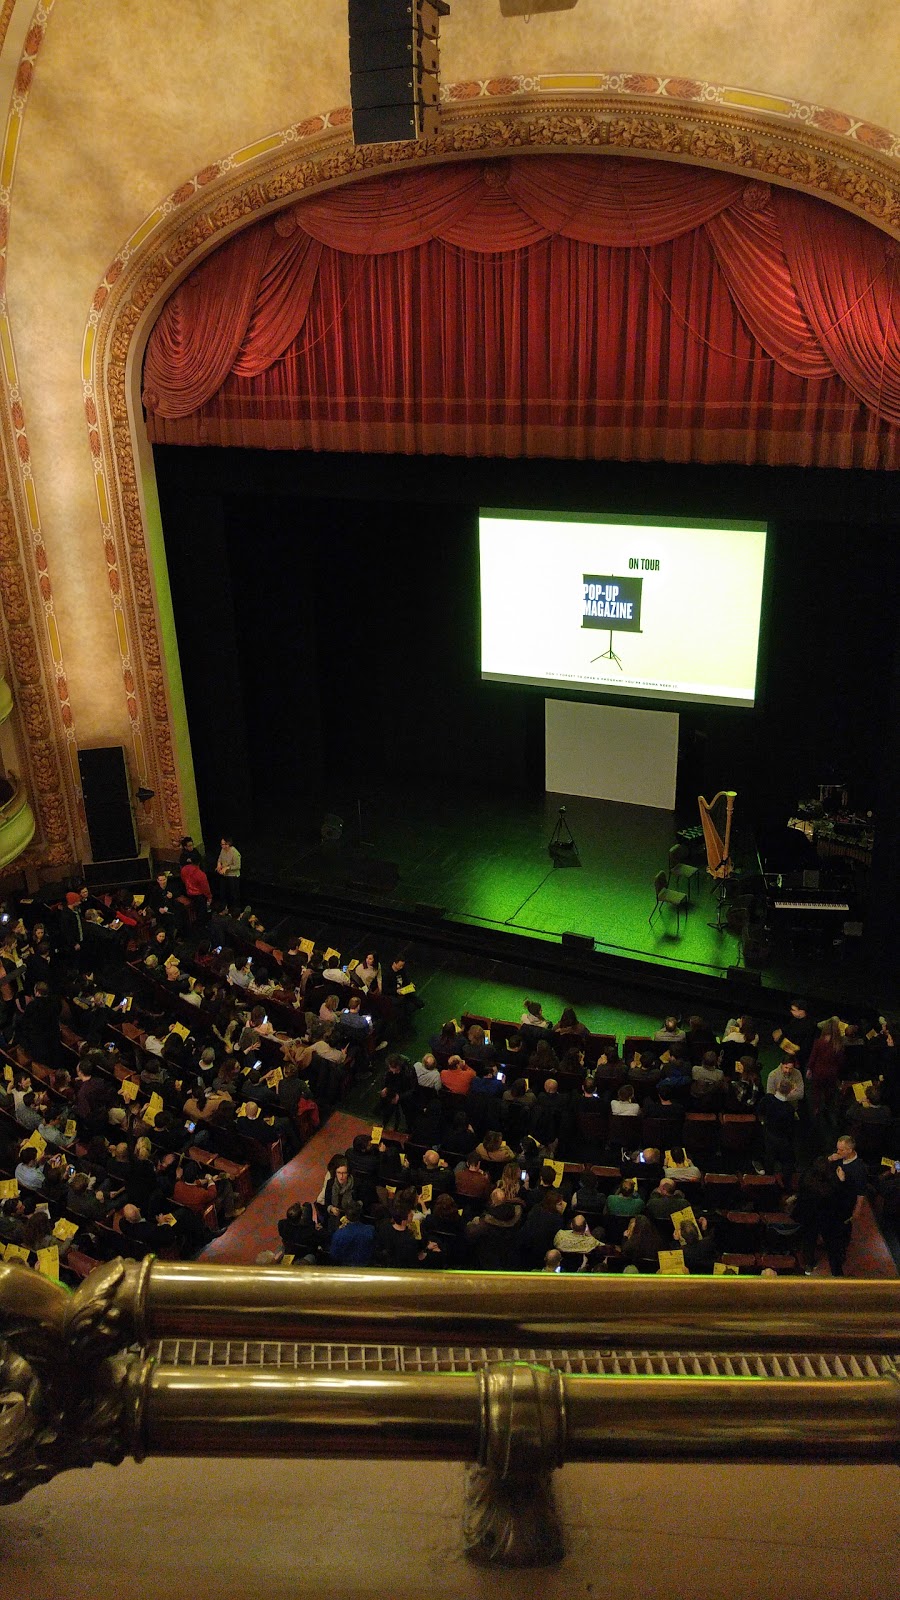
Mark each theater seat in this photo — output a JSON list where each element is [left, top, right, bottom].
[[682, 1112, 718, 1158], [719, 1113, 758, 1155]]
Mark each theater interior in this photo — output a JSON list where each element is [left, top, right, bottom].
[[0, 3, 897, 1595]]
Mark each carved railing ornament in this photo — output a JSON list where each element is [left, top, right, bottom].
[[1, 1258, 897, 1565], [0, 1259, 147, 1504]]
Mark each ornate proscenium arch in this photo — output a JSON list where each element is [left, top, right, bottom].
[[85, 79, 900, 845]]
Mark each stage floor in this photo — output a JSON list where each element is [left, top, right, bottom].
[[249, 786, 747, 980], [244, 784, 887, 1007]]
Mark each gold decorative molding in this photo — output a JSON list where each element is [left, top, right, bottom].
[[0, 0, 81, 867], [81, 86, 900, 843]]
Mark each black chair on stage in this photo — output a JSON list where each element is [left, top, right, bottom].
[[668, 843, 699, 902], [650, 871, 688, 935]]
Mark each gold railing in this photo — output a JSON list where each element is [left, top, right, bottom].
[[2, 1260, 898, 1565]]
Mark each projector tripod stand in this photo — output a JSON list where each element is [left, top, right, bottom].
[[591, 629, 624, 671], [548, 805, 581, 868]]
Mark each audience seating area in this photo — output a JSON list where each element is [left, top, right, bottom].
[[0, 864, 897, 1289]]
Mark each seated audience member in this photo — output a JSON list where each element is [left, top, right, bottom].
[[643, 1086, 685, 1129], [323, 1161, 355, 1229], [421, 1192, 467, 1267], [520, 999, 551, 1031], [688, 1056, 723, 1094], [609, 1083, 640, 1118], [678, 1217, 718, 1274], [553, 1212, 602, 1267], [626, 1052, 661, 1093], [646, 1177, 688, 1223], [847, 1082, 890, 1129], [413, 1053, 442, 1092], [455, 1152, 493, 1207], [377, 1201, 427, 1268], [14, 1146, 45, 1192], [465, 1195, 524, 1270], [440, 1054, 477, 1095], [619, 1213, 661, 1270], [328, 1201, 376, 1266], [722, 1014, 759, 1048], [530, 1079, 568, 1147], [468, 1060, 505, 1100], [654, 1015, 686, 1043], [279, 1202, 325, 1263], [321, 954, 351, 990], [443, 1109, 478, 1159], [66, 1170, 110, 1220], [661, 1143, 699, 1184], [430, 1020, 465, 1062], [518, 1188, 567, 1268], [604, 1177, 645, 1219], [686, 1015, 717, 1052], [553, 1006, 589, 1043], [353, 953, 380, 993], [730, 1057, 762, 1109], [463, 1024, 496, 1066], [475, 1129, 516, 1167]]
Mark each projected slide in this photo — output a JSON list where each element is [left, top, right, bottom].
[[479, 511, 768, 707]]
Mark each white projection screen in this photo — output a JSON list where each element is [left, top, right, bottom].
[[545, 700, 679, 809], [480, 510, 768, 707]]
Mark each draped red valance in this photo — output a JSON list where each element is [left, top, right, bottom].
[[143, 155, 900, 469]]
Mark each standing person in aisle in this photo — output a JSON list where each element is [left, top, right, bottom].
[[216, 835, 242, 910]]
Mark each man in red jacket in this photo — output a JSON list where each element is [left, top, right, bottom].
[[180, 858, 212, 925]]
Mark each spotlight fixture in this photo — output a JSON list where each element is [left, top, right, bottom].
[[136, 786, 155, 804]]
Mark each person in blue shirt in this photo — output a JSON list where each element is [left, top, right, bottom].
[[328, 1201, 375, 1266]]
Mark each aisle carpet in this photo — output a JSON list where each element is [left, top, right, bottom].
[[200, 1111, 369, 1265]]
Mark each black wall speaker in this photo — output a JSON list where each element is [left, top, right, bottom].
[[561, 931, 594, 952], [78, 746, 138, 862], [349, 0, 444, 145]]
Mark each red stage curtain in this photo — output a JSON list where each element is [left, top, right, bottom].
[[774, 187, 900, 425], [143, 155, 900, 468]]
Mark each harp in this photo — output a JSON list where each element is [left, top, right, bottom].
[[698, 790, 737, 880]]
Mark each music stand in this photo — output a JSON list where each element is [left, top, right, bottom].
[[548, 806, 581, 868], [708, 856, 732, 932], [591, 629, 623, 671]]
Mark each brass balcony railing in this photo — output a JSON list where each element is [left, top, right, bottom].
[[1, 1259, 898, 1566]]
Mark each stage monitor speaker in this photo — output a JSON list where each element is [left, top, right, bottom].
[[727, 965, 761, 987], [349, 0, 443, 145], [561, 931, 594, 952], [78, 746, 138, 862]]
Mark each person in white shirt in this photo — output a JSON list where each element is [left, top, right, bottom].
[[354, 954, 380, 993], [414, 1054, 442, 1092], [610, 1084, 641, 1117], [765, 1061, 805, 1103], [216, 836, 242, 909], [228, 957, 253, 989], [322, 958, 351, 989]]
